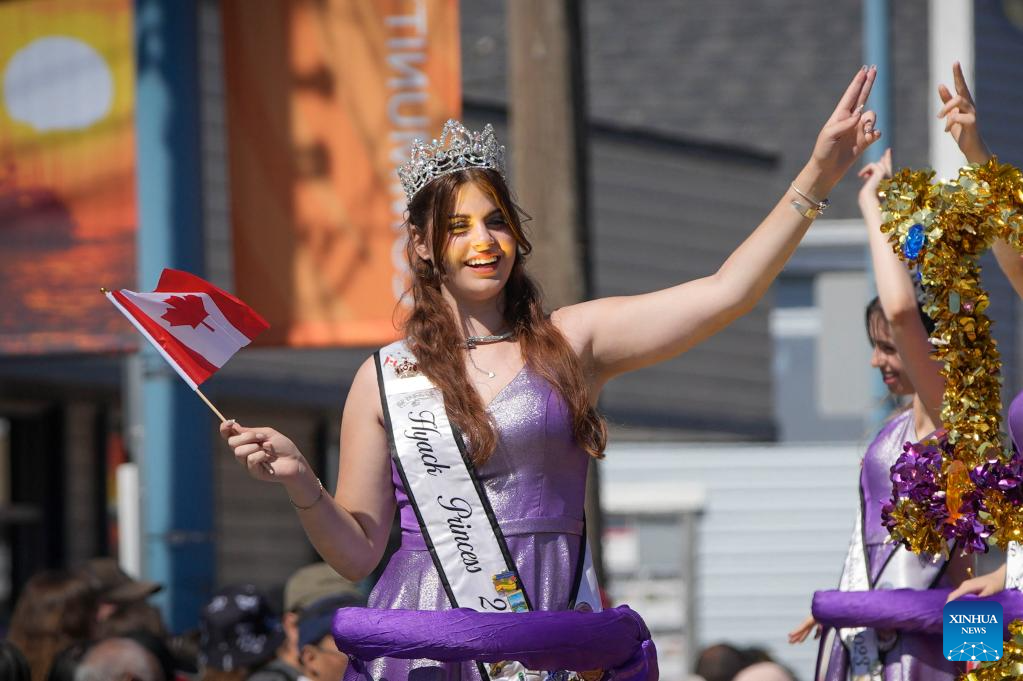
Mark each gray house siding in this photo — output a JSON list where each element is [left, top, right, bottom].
[[588, 131, 778, 437], [464, 0, 932, 219]]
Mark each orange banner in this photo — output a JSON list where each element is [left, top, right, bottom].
[[0, 0, 136, 355], [222, 0, 461, 347]]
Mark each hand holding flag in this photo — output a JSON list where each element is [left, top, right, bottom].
[[104, 268, 269, 421]]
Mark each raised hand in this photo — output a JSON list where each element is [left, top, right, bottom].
[[810, 66, 882, 186], [937, 61, 991, 164], [787, 614, 821, 644], [220, 420, 307, 482], [857, 147, 893, 206]]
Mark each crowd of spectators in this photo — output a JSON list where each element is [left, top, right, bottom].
[[3, 559, 808, 681], [1, 559, 366, 681]]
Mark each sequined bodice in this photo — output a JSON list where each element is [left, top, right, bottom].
[[861, 409, 916, 546]]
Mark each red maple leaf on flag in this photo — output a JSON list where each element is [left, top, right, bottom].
[[161, 295, 215, 332]]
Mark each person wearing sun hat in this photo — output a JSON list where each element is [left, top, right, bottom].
[[283, 562, 363, 614], [78, 557, 162, 622], [198, 584, 284, 681]]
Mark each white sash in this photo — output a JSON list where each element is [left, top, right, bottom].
[[818, 493, 947, 681], [1007, 542, 1023, 591], [376, 341, 602, 680]]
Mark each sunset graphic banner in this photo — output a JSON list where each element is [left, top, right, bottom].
[[0, 0, 137, 355]]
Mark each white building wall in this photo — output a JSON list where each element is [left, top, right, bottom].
[[602, 441, 865, 679]]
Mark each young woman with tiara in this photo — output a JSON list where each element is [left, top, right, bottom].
[[222, 66, 880, 680]]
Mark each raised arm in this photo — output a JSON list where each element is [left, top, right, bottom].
[[938, 63, 1023, 303], [859, 148, 943, 423], [993, 239, 1023, 299], [220, 356, 396, 581], [555, 66, 881, 382], [937, 62, 1015, 602]]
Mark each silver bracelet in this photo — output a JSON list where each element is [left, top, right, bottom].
[[790, 183, 830, 214], [289, 478, 325, 511]]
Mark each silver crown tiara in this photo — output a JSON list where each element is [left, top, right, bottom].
[[397, 120, 506, 204]]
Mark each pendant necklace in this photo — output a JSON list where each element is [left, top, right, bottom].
[[464, 330, 514, 379]]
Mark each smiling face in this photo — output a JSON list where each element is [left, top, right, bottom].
[[868, 307, 915, 396], [415, 178, 520, 305]]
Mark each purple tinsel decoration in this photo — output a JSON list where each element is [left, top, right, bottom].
[[971, 455, 1023, 505], [882, 436, 1023, 553], [881, 438, 994, 553], [888, 440, 943, 505]]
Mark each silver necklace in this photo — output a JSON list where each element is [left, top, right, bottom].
[[464, 330, 514, 379]]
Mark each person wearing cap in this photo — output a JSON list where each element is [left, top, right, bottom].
[[249, 563, 362, 681], [198, 584, 283, 681], [296, 594, 365, 681], [78, 558, 162, 624]]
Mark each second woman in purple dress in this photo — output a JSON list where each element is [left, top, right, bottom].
[[788, 145, 971, 680]]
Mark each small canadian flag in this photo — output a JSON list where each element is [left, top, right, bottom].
[[105, 269, 269, 390]]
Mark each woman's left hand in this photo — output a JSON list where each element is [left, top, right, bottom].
[[810, 66, 882, 186]]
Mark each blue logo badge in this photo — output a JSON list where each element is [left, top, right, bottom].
[[943, 600, 1003, 662]]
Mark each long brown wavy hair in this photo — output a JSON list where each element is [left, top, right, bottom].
[[402, 167, 607, 464]]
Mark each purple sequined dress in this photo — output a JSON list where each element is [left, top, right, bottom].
[[817, 409, 957, 681], [345, 367, 590, 681]]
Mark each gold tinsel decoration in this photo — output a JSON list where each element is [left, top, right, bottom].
[[879, 158, 1023, 554], [959, 618, 1023, 680]]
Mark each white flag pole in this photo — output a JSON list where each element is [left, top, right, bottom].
[[194, 387, 227, 422]]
